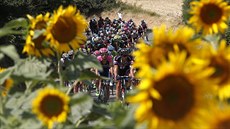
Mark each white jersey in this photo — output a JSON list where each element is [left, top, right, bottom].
[[118, 13, 122, 19]]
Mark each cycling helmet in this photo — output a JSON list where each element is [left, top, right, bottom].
[[62, 53, 68, 58], [99, 48, 108, 54], [93, 50, 101, 56], [68, 50, 74, 56], [108, 45, 115, 51], [118, 48, 129, 56]]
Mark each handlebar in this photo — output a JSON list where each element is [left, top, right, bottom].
[[117, 76, 132, 80]]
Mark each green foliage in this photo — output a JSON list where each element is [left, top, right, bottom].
[[0, 18, 28, 38], [13, 57, 52, 81], [0, 45, 20, 62], [116, 2, 158, 17], [73, 0, 157, 17], [225, 22, 230, 45], [0, 18, 28, 67], [0, 0, 118, 22], [182, 0, 193, 24], [73, 0, 116, 16], [62, 51, 102, 81]]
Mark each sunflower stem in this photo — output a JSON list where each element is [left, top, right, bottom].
[[57, 53, 64, 87], [66, 79, 79, 95], [75, 116, 86, 128], [25, 81, 34, 94]]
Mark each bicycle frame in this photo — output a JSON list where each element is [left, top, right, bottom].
[[98, 79, 110, 103], [118, 76, 130, 101]]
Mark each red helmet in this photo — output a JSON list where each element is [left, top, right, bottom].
[[99, 48, 108, 54]]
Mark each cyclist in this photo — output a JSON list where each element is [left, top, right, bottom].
[[93, 50, 101, 57], [141, 20, 148, 41], [137, 25, 144, 39], [95, 48, 113, 100], [98, 16, 104, 29], [114, 48, 134, 100]]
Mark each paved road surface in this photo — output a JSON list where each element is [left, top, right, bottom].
[[90, 86, 117, 103], [145, 29, 153, 45]]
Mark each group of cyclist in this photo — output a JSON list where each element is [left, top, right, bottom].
[[61, 16, 148, 102]]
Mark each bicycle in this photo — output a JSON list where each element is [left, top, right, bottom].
[[132, 78, 140, 88], [117, 76, 132, 103], [98, 79, 110, 103], [73, 81, 92, 94]]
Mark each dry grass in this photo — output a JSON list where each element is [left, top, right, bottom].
[[91, 0, 184, 29]]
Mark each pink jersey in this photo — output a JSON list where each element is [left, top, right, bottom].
[[97, 55, 112, 63]]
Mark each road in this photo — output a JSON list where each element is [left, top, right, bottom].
[[90, 86, 117, 103], [145, 29, 153, 45]]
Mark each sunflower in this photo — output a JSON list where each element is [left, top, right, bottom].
[[153, 25, 206, 57], [46, 5, 88, 53], [128, 51, 215, 129], [23, 13, 54, 57], [132, 41, 158, 77], [133, 25, 206, 77], [203, 40, 230, 100], [32, 87, 70, 129], [0, 68, 13, 96], [202, 103, 230, 129], [189, 0, 230, 35]]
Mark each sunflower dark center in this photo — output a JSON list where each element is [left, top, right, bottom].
[[35, 21, 47, 30], [40, 95, 64, 118], [152, 75, 194, 121], [159, 43, 174, 53], [51, 16, 76, 43], [210, 56, 230, 85], [200, 3, 223, 25], [149, 47, 164, 68], [214, 117, 230, 129], [32, 35, 46, 49]]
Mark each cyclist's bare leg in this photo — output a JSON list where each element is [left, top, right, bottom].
[[73, 81, 81, 93], [116, 81, 121, 100], [126, 73, 133, 88]]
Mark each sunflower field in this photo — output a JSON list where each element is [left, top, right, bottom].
[[0, 0, 230, 129]]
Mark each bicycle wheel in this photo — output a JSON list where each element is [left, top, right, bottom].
[[103, 85, 108, 103], [121, 88, 126, 101], [98, 88, 104, 103]]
